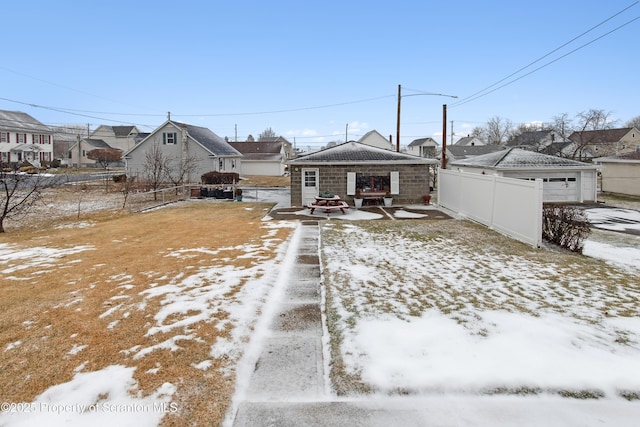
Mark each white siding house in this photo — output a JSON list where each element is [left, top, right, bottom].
[[123, 120, 242, 183], [0, 110, 54, 166], [358, 130, 394, 151]]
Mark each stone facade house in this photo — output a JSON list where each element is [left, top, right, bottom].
[[287, 141, 436, 207]]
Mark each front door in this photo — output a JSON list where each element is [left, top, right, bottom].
[[301, 168, 319, 205]]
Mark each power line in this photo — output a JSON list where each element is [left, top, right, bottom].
[[451, 2, 639, 108], [452, 15, 639, 109]]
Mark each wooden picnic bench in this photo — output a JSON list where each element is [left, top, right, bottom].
[[307, 196, 350, 215]]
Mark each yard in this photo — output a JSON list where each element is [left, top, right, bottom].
[[1, 187, 639, 426]]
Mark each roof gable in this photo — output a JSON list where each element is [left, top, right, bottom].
[[125, 120, 241, 157]]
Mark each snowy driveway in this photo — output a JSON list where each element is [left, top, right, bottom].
[[583, 207, 640, 236]]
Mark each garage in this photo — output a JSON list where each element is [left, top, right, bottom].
[[450, 148, 598, 203]]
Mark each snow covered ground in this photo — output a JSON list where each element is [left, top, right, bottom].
[[2, 202, 639, 426]]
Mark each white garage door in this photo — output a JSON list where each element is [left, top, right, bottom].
[[544, 176, 578, 202]]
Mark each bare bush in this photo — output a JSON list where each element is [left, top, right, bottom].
[[201, 171, 240, 185], [542, 205, 591, 253]]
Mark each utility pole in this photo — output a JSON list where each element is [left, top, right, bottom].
[[442, 104, 447, 169], [345, 123, 348, 143], [396, 84, 401, 152]]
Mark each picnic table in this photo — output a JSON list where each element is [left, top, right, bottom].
[[307, 195, 350, 215], [360, 191, 386, 205]]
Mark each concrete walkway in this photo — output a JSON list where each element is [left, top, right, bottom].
[[230, 219, 640, 427]]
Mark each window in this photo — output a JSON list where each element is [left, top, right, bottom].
[[18, 133, 25, 144], [0, 132, 7, 143], [219, 158, 224, 170], [304, 170, 317, 188], [163, 132, 177, 144], [356, 174, 390, 192]]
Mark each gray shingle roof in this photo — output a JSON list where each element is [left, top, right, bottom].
[[183, 123, 241, 157], [408, 137, 437, 147], [0, 110, 51, 133], [450, 147, 596, 169], [448, 145, 505, 159], [288, 141, 436, 164], [86, 139, 113, 149]]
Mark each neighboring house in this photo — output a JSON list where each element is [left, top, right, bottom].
[[454, 136, 485, 146], [0, 110, 54, 166], [446, 145, 506, 163], [568, 127, 640, 160], [450, 147, 598, 203], [593, 150, 640, 197], [358, 130, 394, 151], [123, 120, 242, 183], [407, 137, 439, 158], [505, 130, 567, 152], [228, 139, 293, 176], [287, 141, 436, 206], [68, 138, 118, 168], [90, 125, 141, 152]]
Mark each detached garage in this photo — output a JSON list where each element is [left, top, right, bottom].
[[450, 148, 598, 203]]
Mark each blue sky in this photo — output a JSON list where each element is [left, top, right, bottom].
[[1, 0, 638, 151]]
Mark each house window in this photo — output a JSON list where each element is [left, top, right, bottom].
[[18, 133, 25, 144], [163, 132, 177, 144], [231, 159, 236, 169], [1, 132, 7, 143], [219, 158, 224, 171], [356, 174, 390, 192]]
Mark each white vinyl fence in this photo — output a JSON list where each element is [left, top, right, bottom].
[[438, 169, 543, 247]]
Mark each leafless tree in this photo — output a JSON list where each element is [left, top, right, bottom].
[[165, 154, 201, 190], [570, 109, 617, 160], [258, 127, 277, 140], [625, 115, 640, 129], [143, 143, 170, 199], [485, 116, 514, 145], [0, 170, 60, 233], [550, 113, 574, 142]]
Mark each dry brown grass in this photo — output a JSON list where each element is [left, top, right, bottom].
[[0, 197, 293, 426], [239, 175, 290, 187]]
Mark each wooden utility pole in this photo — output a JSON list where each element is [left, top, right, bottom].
[[441, 104, 447, 169], [396, 84, 401, 152]]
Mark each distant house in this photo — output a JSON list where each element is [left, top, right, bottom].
[[123, 120, 242, 183], [407, 137, 438, 158], [0, 110, 54, 166], [90, 125, 140, 152], [450, 147, 598, 203], [594, 150, 640, 197], [358, 130, 394, 151], [287, 141, 436, 206], [505, 130, 567, 152], [568, 127, 640, 160], [68, 138, 119, 168], [446, 145, 506, 163], [454, 136, 485, 146], [228, 137, 293, 176]]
